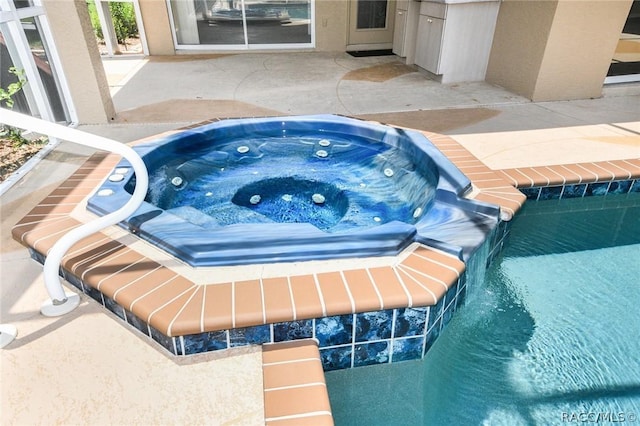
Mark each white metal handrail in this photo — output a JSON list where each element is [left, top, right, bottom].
[[0, 109, 149, 316]]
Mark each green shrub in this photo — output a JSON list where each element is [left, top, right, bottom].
[[87, 0, 104, 40], [0, 67, 32, 147], [86, 1, 138, 44], [110, 2, 138, 44]]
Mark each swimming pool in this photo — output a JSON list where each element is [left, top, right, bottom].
[[326, 192, 640, 424], [88, 115, 498, 266]]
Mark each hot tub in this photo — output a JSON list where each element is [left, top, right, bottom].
[[88, 115, 499, 266]]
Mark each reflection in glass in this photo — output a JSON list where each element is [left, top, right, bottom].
[[246, 0, 311, 45], [14, 0, 33, 8], [171, 0, 312, 46], [0, 28, 33, 116], [357, 0, 388, 30], [20, 17, 67, 121], [201, 0, 247, 45]]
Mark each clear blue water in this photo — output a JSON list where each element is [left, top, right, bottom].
[[326, 192, 640, 425], [105, 116, 478, 266], [143, 133, 438, 232]]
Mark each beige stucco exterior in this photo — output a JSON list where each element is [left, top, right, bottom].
[[315, 0, 349, 51], [487, 0, 633, 101], [138, 0, 175, 56], [42, 0, 115, 123], [38, 0, 634, 123]]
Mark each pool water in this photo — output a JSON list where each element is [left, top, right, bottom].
[[90, 115, 492, 266], [326, 192, 640, 425], [143, 133, 436, 232]]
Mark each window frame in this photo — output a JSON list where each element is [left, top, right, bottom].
[[166, 0, 316, 51], [0, 0, 75, 123]]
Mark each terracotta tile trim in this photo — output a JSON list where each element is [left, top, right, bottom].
[[262, 340, 334, 426], [11, 122, 636, 426], [497, 159, 640, 189], [31, 238, 464, 339], [395, 268, 439, 305], [12, 154, 466, 339], [19, 127, 607, 343], [12, 126, 544, 347], [423, 131, 526, 218]]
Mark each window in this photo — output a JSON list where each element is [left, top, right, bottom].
[[169, 0, 314, 49], [0, 0, 72, 122], [357, 0, 387, 30]]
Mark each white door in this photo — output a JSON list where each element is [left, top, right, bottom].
[[348, 0, 396, 50]]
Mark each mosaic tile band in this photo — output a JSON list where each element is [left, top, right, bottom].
[[519, 179, 639, 201], [29, 244, 469, 370]]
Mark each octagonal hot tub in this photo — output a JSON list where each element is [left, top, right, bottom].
[[88, 115, 499, 266]]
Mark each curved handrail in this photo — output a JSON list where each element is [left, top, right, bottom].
[[0, 109, 148, 316]]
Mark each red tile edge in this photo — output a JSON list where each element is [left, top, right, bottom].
[[497, 159, 640, 189], [263, 340, 334, 426], [14, 132, 636, 340]]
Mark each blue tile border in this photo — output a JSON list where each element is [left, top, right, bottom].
[[29, 247, 476, 371], [487, 218, 511, 267], [181, 330, 227, 355], [392, 336, 424, 362], [521, 179, 638, 200], [562, 183, 587, 199], [57, 266, 467, 369], [353, 341, 390, 367], [273, 319, 313, 342], [538, 185, 563, 200], [316, 315, 354, 347], [394, 307, 427, 338], [229, 325, 271, 347], [320, 346, 353, 370], [355, 310, 393, 342]]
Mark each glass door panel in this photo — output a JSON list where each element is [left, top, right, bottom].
[[199, 0, 247, 45], [607, 0, 640, 82], [0, 1, 72, 122], [357, 0, 387, 29], [20, 16, 67, 121], [246, 1, 312, 45], [348, 0, 396, 48], [0, 28, 34, 116], [171, 0, 313, 48]]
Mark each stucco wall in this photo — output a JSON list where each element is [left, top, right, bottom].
[[43, 0, 115, 123], [315, 0, 349, 51], [485, 0, 559, 100], [533, 0, 632, 101], [487, 0, 633, 101], [139, 0, 175, 55]]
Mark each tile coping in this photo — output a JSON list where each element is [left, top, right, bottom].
[[262, 339, 333, 426], [12, 129, 640, 340], [11, 124, 638, 426]]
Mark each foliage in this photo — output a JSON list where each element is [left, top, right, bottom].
[[87, 0, 104, 40], [0, 67, 26, 109], [0, 67, 31, 147], [110, 2, 138, 44], [86, 1, 139, 45]]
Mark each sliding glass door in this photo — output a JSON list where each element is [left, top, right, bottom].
[[606, 0, 640, 83], [169, 0, 314, 49], [0, 0, 72, 122]]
